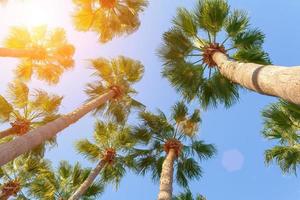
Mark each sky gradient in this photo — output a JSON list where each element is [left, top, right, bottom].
[[0, 0, 300, 199]]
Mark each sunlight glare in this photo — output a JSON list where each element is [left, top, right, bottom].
[[5, 0, 58, 27]]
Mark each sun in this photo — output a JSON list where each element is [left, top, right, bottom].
[[3, 0, 57, 27]]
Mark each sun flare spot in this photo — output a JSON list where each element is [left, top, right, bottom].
[[3, 0, 58, 27]]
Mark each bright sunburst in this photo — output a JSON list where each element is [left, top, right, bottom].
[[3, 0, 57, 27]]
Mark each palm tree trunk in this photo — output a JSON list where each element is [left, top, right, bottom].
[[0, 90, 116, 166], [0, 48, 35, 58], [213, 52, 300, 105], [68, 160, 105, 200], [0, 127, 15, 140], [157, 149, 176, 200]]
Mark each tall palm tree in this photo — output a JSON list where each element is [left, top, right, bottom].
[[0, 81, 62, 157], [173, 190, 206, 200], [0, 81, 62, 140], [0, 56, 144, 166], [262, 100, 300, 174], [132, 102, 216, 200], [0, 155, 49, 200], [68, 121, 136, 200], [0, 26, 75, 84], [28, 160, 104, 200], [159, 0, 300, 106], [72, 0, 148, 43]]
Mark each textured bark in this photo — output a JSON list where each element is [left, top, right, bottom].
[[0, 90, 115, 166], [157, 149, 176, 200], [0, 48, 35, 58], [213, 52, 300, 105], [68, 160, 105, 200], [0, 128, 15, 140]]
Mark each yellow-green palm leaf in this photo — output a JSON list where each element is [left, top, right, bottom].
[[72, 0, 148, 43]]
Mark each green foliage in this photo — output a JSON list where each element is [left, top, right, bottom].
[[132, 103, 216, 188], [85, 56, 144, 123], [173, 190, 207, 200], [4, 26, 75, 84], [159, 0, 271, 108], [0, 81, 63, 156], [28, 160, 104, 199], [262, 100, 300, 174], [72, 0, 148, 43], [76, 121, 137, 186], [196, 0, 229, 34], [0, 155, 51, 199]]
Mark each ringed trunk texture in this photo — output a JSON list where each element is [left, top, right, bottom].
[[157, 149, 176, 200], [0, 48, 36, 58], [68, 160, 105, 200], [213, 52, 300, 105], [0, 90, 115, 166], [0, 128, 15, 140]]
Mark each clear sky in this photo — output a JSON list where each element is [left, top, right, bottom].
[[0, 0, 300, 199]]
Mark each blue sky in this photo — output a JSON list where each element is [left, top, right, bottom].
[[0, 0, 300, 199]]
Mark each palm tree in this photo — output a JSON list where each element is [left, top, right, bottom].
[[132, 102, 216, 200], [0, 26, 75, 84], [0, 155, 49, 200], [68, 121, 136, 200], [0, 81, 62, 157], [173, 190, 206, 200], [28, 160, 104, 200], [262, 100, 300, 174], [72, 0, 148, 43], [0, 56, 144, 167], [0, 81, 62, 140], [159, 0, 300, 106]]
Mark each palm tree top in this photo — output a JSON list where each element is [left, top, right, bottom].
[[262, 100, 300, 174], [0, 81, 62, 133], [85, 56, 145, 123], [133, 102, 216, 188], [159, 0, 271, 108], [27, 160, 104, 200], [4, 26, 75, 84], [76, 120, 137, 185], [72, 0, 148, 43], [0, 155, 51, 199], [0, 81, 62, 156]]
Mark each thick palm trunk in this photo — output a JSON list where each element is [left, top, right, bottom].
[[0, 48, 36, 58], [0, 128, 15, 140], [0, 90, 115, 166], [157, 149, 176, 200], [213, 52, 300, 105], [68, 160, 105, 200]]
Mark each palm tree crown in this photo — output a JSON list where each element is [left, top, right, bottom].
[[0, 81, 62, 155], [72, 0, 148, 43], [85, 56, 145, 123], [262, 100, 300, 174], [28, 160, 104, 200], [76, 120, 137, 186], [4, 26, 75, 84], [133, 102, 216, 188], [159, 0, 270, 108], [0, 155, 49, 199]]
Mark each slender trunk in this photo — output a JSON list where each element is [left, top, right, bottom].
[[213, 52, 300, 105], [157, 149, 176, 200], [0, 90, 115, 166], [68, 160, 105, 200], [0, 128, 15, 140], [0, 48, 35, 58]]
